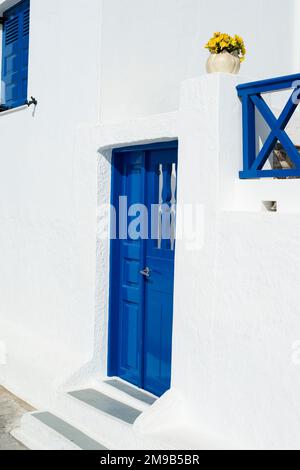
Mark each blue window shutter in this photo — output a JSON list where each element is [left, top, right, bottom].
[[1, 0, 30, 109]]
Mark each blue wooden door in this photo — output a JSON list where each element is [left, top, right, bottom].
[[108, 142, 178, 397]]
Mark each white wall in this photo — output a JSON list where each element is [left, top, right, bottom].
[[100, 0, 298, 123], [92, 74, 300, 450], [0, 0, 103, 405], [167, 74, 300, 450], [1, 0, 300, 450]]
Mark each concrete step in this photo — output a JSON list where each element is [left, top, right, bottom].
[[68, 388, 142, 425], [12, 412, 108, 450], [103, 378, 157, 407], [12, 383, 161, 450], [52, 385, 164, 450], [86, 377, 157, 413], [60, 388, 144, 449]]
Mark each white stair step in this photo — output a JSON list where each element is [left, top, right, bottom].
[[68, 389, 142, 425], [54, 389, 162, 450], [104, 379, 157, 406], [12, 412, 107, 450], [33, 412, 107, 450]]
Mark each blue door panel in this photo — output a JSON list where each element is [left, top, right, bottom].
[[143, 257, 174, 294], [109, 142, 178, 397], [120, 302, 139, 370], [143, 148, 177, 395], [121, 284, 140, 304], [144, 291, 174, 396], [124, 259, 140, 285], [113, 152, 145, 387]]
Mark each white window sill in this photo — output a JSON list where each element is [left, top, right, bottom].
[[0, 104, 28, 117]]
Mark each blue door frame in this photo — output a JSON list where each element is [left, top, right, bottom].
[[108, 141, 178, 397]]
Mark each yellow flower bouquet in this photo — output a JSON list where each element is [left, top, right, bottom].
[[205, 32, 246, 62], [205, 32, 246, 74]]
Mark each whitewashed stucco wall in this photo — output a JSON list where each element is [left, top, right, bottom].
[[1, 0, 300, 450], [100, 0, 298, 123], [90, 75, 300, 450], [0, 0, 103, 405], [164, 74, 300, 450]]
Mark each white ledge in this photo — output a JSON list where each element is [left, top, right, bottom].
[[97, 111, 178, 151], [0, 105, 28, 117]]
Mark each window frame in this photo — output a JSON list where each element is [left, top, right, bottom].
[[0, 0, 30, 111]]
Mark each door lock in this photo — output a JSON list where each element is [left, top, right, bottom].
[[140, 267, 151, 278]]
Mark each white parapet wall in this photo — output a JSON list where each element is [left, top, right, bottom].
[[166, 73, 300, 450]]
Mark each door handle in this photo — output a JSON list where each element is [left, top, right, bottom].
[[140, 267, 151, 278]]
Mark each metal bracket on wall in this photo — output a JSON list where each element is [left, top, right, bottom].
[[26, 96, 38, 107]]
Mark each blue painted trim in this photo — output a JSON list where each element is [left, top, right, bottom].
[[237, 73, 300, 96], [241, 95, 256, 171], [107, 150, 118, 377], [3, 0, 29, 16], [112, 140, 178, 155], [139, 156, 147, 390], [107, 140, 178, 382], [237, 74, 300, 179], [1, 0, 30, 110], [240, 169, 300, 179], [251, 94, 300, 170]]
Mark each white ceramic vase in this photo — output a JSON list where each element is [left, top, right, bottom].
[[206, 50, 241, 74]]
